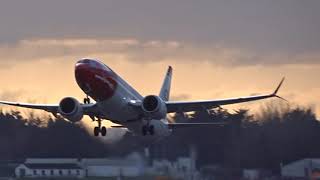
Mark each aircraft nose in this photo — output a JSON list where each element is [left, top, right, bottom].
[[75, 61, 93, 94], [76, 59, 91, 67], [75, 59, 93, 79], [75, 62, 88, 75], [75, 58, 95, 72], [77, 58, 93, 64]]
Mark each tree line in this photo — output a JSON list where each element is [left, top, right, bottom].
[[0, 103, 319, 171]]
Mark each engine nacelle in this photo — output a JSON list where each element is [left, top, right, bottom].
[[58, 97, 83, 122], [142, 95, 167, 119]]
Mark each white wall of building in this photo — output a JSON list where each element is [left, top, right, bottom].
[[150, 157, 198, 179], [82, 158, 143, 177], [15, 164, 84, 178], [86, 165, 140, 177], [243, 169, 260, 180], [16, 156, 145, 178], [281, 158, 320, 178]]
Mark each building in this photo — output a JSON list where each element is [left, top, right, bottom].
[[243, 169, 264, 180], [15, 155, 144, 178], [149, 157, 199, 180], [281, 158, 320, 179], [13, 150, 197, 179], [81, 158, 144, 177], [15, 163, 84, 178]]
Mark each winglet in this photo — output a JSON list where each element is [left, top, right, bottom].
[[272, 77, 288, 102], [273, 77, 285, 95]]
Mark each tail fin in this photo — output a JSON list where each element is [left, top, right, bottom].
[[159, 66, 173, 101]]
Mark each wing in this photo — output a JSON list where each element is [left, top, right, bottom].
[[0, 100, 98, 116], [166, 77, 286, 113], [167, 122, 226, 129]]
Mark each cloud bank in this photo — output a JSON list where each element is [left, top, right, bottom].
[[0, 38, 320, 68]]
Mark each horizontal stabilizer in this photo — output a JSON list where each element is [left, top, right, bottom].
[[111, 125, 125, 128]]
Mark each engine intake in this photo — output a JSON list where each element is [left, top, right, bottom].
[[142, 95, 159, 112], [142, 95, 167, 119], [58, 97, 83, 122]]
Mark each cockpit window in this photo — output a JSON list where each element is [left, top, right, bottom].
[[78, 59, 112, 71], [79, 59, 91, 63]]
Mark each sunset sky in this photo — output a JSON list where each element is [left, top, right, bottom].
[[0, 0, 320, 117]]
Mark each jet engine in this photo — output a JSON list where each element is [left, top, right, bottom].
[[142, 95, 167, 119], [58, 97, 84, 122]]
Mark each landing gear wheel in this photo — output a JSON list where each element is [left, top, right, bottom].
[[142, 125, 148, 136], [101, 126, 107, 136], [84, 95, 90, 104], [94, 127, 100, 136], [149, 125, 155, 135], [84, 98, 90, 104], [93, 117, 103, 136]]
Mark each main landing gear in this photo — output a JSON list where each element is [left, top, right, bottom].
[[84, 95, 106, 137], [92, 116, 107, 137], [142, 124, 155, 136]]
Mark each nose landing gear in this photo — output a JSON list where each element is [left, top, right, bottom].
[[85, 95, 106, 136], [84, 95, 91, 104]]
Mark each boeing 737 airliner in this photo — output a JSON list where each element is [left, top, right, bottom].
[[0, 59, 285, 137]]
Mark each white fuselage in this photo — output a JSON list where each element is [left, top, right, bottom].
[[75, 59, 171, 137]]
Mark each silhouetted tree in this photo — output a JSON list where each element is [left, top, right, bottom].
[[0, 103, 319, 173]]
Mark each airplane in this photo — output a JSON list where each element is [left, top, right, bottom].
[[0, 58, 285, 137]]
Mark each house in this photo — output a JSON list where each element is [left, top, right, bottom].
[[15, 163, 84, 178], [15, 155, 145, 178], [15, 158, 85, 178], [281, 158, 320, 178]]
